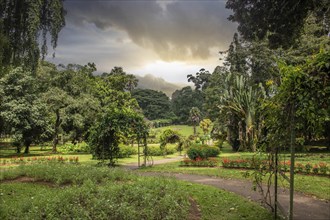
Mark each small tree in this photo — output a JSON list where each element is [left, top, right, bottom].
[[159, 129, 181, 156], [88, 107, 147, 166]]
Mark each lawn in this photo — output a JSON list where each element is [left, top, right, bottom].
[[140, 142, 330, 201], [0, 163, 272, 220], [0, 143, 181, 167], [151, 125, 202, 138]]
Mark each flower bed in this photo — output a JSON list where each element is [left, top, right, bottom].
[[180, 157, 219, 167], [221, 158, 329, 176], [0, 156, 79, 166]]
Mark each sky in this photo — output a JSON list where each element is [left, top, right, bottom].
[[46, 0, 237, 84]]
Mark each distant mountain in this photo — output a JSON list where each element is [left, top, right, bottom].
[[135, 74, 187, 97]]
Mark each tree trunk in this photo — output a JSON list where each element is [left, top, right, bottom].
[[24, 144, 30, 154], [193, 123, 196, 135], [52, 109, 61, 153]]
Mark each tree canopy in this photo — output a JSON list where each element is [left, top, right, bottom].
[[131, 88, 175, 121], [226, 0, 330, 49]]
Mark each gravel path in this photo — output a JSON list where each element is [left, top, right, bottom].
[[122, 157, 330, 220]]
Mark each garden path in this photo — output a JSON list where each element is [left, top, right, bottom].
[[123, 158, 330, 220]]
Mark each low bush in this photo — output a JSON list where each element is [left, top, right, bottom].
[[180, 157, 219, 167], [145, 145, 164, 156], [58, 142, 90, 153], [187, 144, 220, 160], [118, 145, 137, 158]]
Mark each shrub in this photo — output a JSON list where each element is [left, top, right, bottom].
[[312, 165, 319, 174], [145, 145, 164, 156], [305, 163, 312, 174], [118, 145, 137, 158], [319, 162, 328, 175], [180, 158, 219, 167], [295, 163, 304, 173], [58, 142, 90, 153], [187, 145, 220, 160], [165, 145, 177, 155]]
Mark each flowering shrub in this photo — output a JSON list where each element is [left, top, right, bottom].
[[295, 163, 304, 173], [305, 163, 312, 174], [180, 157, 218, 167], [221, 158, 329, 176], [319, 162, 328, 175], [312, 165, 319, 174]]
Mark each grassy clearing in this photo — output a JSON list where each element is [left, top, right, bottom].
[[0, 164, 190, 220], [152, 125, 201, 138], [0, 164, 272, 220]]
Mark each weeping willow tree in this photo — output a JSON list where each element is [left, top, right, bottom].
[[0, 0, 65, 71]]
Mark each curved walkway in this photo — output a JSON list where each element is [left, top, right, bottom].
[[123, 158, 330, 220]]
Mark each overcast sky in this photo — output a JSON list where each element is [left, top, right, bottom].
[[46, 0, 237, 83]]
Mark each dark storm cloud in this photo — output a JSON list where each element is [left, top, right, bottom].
[[64, 0, 237, 61]]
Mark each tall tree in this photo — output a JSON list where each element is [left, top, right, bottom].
[[41, 63, 100, 152], [226, 0, 330, 49], [171, 86, 204, 124], [101, 67, 138, 92], [0, 67, 51, 153], [187, 68, 211, 91], [131, 89, 174, 120], [0, 0, 65, 70]]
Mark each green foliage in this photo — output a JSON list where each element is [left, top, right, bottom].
[[0, 0, 65, 70], [131, 88, 175, 120], [187, 68, 211, 91], [145, 145, 177, 156], [40, 63, 100, 152], [189, 107, 201, 136], [88, 107, 147, 166], [1, 164, 190, 220], [199, 119, 212, 135], [226, 0, 329, 49], [58, 143, 90, 154], [263, 48, 330, 149], [0, 67, 51, 153], [118, 145, 138, 158], [100, 67, 138, 92], [187, 145, 220, 160], [159, 129, 181, 155], [171, 86, 204, 124]]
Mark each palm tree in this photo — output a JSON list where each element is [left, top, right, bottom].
[[190, 107, 201, 135]]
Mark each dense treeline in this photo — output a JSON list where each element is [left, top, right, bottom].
[[0, 63, 142, 155]]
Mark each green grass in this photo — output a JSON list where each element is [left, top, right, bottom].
[[0, 143, 181, 167], [0, 163, 272, 220], [182, 182, 272, 220], [141, 161, 330, 200]]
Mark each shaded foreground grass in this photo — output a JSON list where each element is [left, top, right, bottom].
[[141, 161, 330, 200], [0, 163, 272, 219]]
